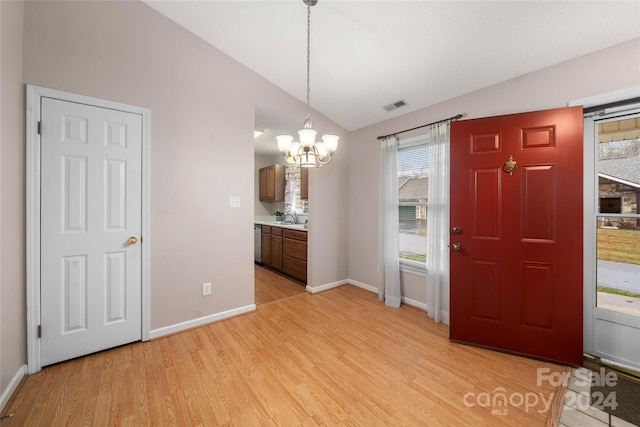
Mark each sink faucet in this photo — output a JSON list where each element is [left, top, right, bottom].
[[284, 211, 297, 224]]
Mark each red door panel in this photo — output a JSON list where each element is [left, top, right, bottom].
[[450, 106, 583, 365]]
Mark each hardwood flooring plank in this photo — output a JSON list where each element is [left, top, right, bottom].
[[254, 264, 306, 306], [2, 285, 568, 426]]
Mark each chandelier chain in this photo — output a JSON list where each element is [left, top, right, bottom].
[[275, 0, 338, 168]]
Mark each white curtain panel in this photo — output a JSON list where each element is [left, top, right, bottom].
[[426, 123, 451, 323], [284, 179, 296, 205], [378, 136, 401, 308]]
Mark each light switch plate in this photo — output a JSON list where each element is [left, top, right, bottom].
[[229, 196, 241, 208], [203, 282, 212, 296]]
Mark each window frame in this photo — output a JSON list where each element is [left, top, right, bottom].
[[397, 134, 430, 275]]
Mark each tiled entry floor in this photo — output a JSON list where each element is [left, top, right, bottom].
[[559, 367, 638, 427]]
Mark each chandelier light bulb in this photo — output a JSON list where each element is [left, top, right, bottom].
[[276, 134, 294, 153], [298, 128, 317, 147], [285, 153, 297, 164], [322, 134, 339, 154]]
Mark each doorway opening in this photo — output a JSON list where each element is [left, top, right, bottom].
[[254, 264, 306, 306]]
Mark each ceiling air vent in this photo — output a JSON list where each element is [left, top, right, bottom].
[[383, 99, 408, 112]]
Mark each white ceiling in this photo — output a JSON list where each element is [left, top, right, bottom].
[[145, 1, 640, 139]]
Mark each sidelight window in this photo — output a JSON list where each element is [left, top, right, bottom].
[[397, 137, 429, 272]]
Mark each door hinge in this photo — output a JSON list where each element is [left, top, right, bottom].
[[37, 121, 42, 135], [37, 325, 42, 338]]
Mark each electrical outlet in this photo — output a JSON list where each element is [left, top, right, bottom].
[[202, 282, 212, 296]]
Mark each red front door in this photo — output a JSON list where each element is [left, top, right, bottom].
[[450, 106, 584, 365]]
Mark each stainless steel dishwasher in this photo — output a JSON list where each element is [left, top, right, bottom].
[[254, 224, 261, 263]]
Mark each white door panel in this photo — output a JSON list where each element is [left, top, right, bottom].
[[40, 98, 142, 366]]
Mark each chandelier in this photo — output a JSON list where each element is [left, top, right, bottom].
[[276, 0, 339, 168]]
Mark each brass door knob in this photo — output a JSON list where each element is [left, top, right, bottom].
[[452, 226, 462, 234], [452, 243, 462, 252], [127, 236, 138, 245]]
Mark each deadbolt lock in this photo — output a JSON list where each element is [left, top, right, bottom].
[[452, 226, 462, 234]]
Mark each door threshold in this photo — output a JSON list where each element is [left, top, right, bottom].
[[583, 353, 640, 382]]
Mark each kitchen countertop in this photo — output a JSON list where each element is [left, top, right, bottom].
[[254, 220, 307, 231]]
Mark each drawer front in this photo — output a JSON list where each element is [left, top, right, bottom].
[[262, 225, 271, 234], [272, 226, 283, 236], [283, 238, 307, 261], [283, 229, 307, 241], [283, 255, 307, 283]]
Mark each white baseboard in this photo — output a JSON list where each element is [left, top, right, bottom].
[[305, 279, 349, 294], [402, 296, 428, 311], [149, 304, 256, 339], [346, 279, 448, 324], [346, 279, 378, 293], [347, 279, 430, 311], [1, 364, 27, 413]]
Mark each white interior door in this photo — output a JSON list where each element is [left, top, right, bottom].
[[40, 97, 143, 366], [584, 104, 640, 374]]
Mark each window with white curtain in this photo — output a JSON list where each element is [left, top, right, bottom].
[[284, 164, 308, 214], [397, 136, 429, 273]]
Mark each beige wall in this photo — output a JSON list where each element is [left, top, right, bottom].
[[347, 38, 640, 315], [1, 0, 3, 397], [22, 0, 256, 328], [307, 140, 349, 287], [20, 0, 348, 326], [0, 0, 352, 399], [1, 0, 26, 397], [1, 0, 3, 396]]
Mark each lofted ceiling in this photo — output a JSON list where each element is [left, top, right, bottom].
[[144, 0, 640, 152]]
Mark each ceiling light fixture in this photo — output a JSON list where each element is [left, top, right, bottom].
[[276, 0, 339, 168]]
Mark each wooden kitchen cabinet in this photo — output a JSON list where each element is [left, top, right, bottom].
[[299, 167, 309, 200], [261, 225, 307, 284], [261, 225, 283, 271], [282, 229, 307, 283], [259, 164, 285, 201], [270, 227, 283, 270], [261, 226, 272, 266]]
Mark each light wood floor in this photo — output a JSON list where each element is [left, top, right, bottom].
[[3, 283, 567, 426], [254, 264, 306, 306]]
